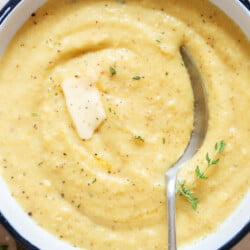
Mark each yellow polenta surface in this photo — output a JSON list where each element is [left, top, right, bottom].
[[0, 0, 250, 249]]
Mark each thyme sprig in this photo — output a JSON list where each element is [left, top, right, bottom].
[[177, 180, 199, 210], [177, 140, 226, 210], [195, 140, 225, 180]]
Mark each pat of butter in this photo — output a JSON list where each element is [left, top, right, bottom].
[[61, 77, 106, 140]]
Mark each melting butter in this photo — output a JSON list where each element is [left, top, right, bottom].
[[61, 77, 106, 140]]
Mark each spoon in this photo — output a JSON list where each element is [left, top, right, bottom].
[[165, 45, 208, 250]]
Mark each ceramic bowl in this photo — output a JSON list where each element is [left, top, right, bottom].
[[0, 1, 249, 249]]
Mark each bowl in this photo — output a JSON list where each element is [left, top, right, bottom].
[[0, 0, 249, 249]]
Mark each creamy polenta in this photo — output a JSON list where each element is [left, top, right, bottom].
[[0, 0, 250, 249]]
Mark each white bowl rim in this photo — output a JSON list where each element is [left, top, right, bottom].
[[0, 0, 249, 250]]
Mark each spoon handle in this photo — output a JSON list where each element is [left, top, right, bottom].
[[165, 46, 208, 250], [166, 170, 177, 250]]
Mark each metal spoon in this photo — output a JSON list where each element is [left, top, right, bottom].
[[165, 45, 208, 250]]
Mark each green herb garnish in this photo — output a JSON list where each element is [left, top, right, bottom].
[[177, 140, 226, 209], [178, 180, 199, 210], [134, 135, 144, 142], [195, 166, 208, 180], [195, 140, 225, 180], [162, 137, 166, 144], [109, 66, 116, 76], [215, 140, 226, 153], [132, 75, 143, 80]]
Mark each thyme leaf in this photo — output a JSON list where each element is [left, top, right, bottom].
[[215, 140, 226, 153], [109, 66, 116, 76], [195, 166, 208, 179], [134, 135, 144, 142], [178, 181, 199, 210], [132, 75, 144, 80]]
